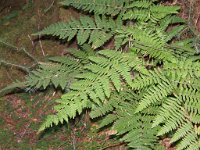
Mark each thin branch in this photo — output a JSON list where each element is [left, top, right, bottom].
[[37, 15, 46, 56], [100, 142, 124, 150], [0, 38, 39, 63], [0, 38, 19, 50], [44, 0, 55, 13], [21, 47, 39, 63], [0, 60, 30, 73]]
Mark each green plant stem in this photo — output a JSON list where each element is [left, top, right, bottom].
[[61, 27, 102, 30]]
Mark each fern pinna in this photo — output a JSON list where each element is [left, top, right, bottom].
[[3, 0, 200, 149]]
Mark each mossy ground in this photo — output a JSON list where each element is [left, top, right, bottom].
[[0, 92, 120, 149], [0, 1, 125, 149]]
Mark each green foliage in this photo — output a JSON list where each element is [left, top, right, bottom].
[[25, 46, 95, 90], [3, 0, 200, 149], [60, 0, 125, 16], [134, 59, 200, 149], [90, 89, 162, 149], [34, 15, 122, 49], [38, 50, 146, 132]]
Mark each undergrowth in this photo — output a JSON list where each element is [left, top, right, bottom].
[[1, 0, 200, 149]]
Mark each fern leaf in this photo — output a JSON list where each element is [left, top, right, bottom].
[[135, 81, 173, 113], [99, 114, 118, 128], [33, 16, 120, 49], [170, 122, 193, 144], [60, 0, 125, 16]]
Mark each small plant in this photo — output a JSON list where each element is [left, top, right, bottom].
[[3, 0, 200, 149]]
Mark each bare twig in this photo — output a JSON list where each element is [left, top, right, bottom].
[[0, 38, 19, 50], [21, 47, 39, 63], [187, 0, 200, 54], [71, 130, 76, 150], [5, 69, 14, 82], [38, 36, 45, 56], [0, 60, 30, 73], [70, 121, 77, 150], [0, 38, 39, 63], [19, 122, 32, 139], [28, 34, 34, 47], [56, 142, 68, 150], [100, 142, 124, 150], [44, 0, 55, 13], [37, 10, 46, 56]]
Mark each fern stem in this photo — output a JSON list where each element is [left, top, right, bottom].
[[61, 27, 102, 30]]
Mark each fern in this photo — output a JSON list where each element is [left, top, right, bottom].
[[123, 1, 179, 21], [60, 0, 125, 16], [134, 59, 200, 149], [39, 50, 146, 131], [24, 46, 95, 91], [90, 89, 162, 149], [3, 0, 200, 149], [34, 15, 122, 49]]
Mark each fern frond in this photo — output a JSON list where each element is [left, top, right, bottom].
[[60, 0, 125, 16], [26, 48, 94, 90], [131, 69, 167, 90], [40, 50, 144, 131], [170, 121, 193, 143], [123, 9, 150, 21], [123, 3, 179, 21], [150, 5, 180, 20], [151, 94, 200, 150], [179, 88, 200, 116], [163, 59, 200, 81], [135, 81, 173, 113], [113, 103, 160, 149], [91, 88, 161, 149], [165, 25, 186, 42], [34, 16, 122, 49], [159, 15, 185, 31], [176, 131, 199, 150], [39, 95, 89, 132], [126, 0, 153, 9], [170, 38, 195, 57], [117, 25, 176, 61]]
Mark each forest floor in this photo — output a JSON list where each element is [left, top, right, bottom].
[[0, 1, 125, 149], [0, 0, 199, 149]]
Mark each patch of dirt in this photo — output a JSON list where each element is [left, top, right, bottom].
[[176, 0, 200, 33]]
